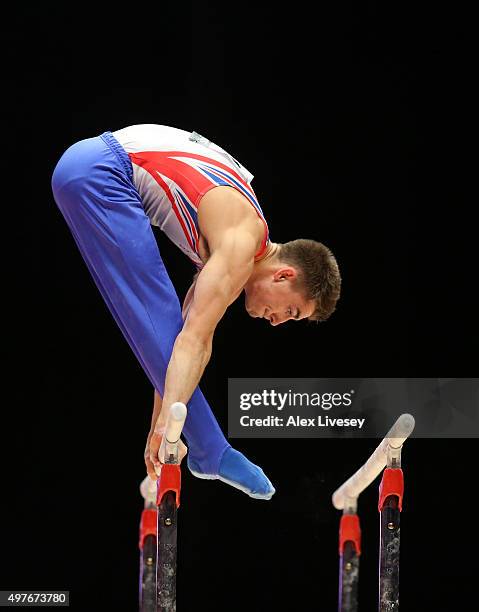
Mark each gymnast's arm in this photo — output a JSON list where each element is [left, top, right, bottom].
[[149, 268, 199, 429], [156, 229, 255, 422], [148, 235, 254, 468], [147, 188, 262, 469]]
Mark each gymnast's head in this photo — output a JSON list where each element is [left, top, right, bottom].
[[244, 239, 341, 326]]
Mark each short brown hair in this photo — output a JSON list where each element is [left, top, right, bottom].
[[278, 239, 341, 322]]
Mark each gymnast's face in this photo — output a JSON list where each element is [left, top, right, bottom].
[[244, 267, 315, 326]]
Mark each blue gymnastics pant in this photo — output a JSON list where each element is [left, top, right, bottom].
[[51, 131, 230, 474]]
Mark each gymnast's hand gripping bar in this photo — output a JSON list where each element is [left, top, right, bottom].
[[332, 413, 415, 510], [139, 402, 187, 612], [139, 401, 188, 503]]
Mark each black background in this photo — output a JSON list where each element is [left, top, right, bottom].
[[2, 2, 477, 611]]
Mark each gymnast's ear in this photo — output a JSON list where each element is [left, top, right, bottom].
[[273, 267, 297, 282]]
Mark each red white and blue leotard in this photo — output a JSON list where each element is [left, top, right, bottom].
[[112, 124, 270, 268]]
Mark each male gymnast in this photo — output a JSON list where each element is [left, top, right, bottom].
[[51, 124, 341, 500]]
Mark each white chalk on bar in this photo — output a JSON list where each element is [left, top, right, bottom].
[[165, 402, 187, 444], [332, 413, 415, 510], [139, 475, 157, 503]]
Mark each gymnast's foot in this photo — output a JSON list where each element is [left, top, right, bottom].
[[187, 447, 276, 500]]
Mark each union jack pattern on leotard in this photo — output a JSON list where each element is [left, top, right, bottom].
[[112, 124, 270, 268]]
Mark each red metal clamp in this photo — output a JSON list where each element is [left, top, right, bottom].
[[157, 463, 182, 508], [139, 508, 157, 550], [378, 468, 404, 512], [339, 513, 361, 556]]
